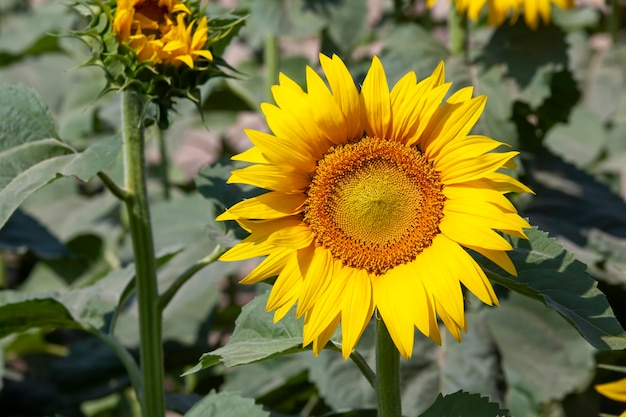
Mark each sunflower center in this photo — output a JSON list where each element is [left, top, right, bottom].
[[304, 137, 445, 275]]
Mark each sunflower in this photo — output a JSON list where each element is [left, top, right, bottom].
[[597, 378, 626, 417], [217, 54, 532, 359], [112, 0, 212, 68], [431, 0, 574, 29]]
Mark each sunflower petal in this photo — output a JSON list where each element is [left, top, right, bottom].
[[361, 56, 392, 140]]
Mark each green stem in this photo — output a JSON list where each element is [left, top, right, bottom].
[[158, 245, 224, 312], [91, 328, 143, 404], [98, 171, 129, 201], [122, 90, 165, 417], [449, 1, 469, 61], [155, 125, 171, 200], [376, 318, 402, 417], [350, 350, 376, 389], [264, 33, 279, 102]]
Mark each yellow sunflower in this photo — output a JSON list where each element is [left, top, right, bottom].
[[113, 0, 190, 44], [431, 0, 574, 29], [112, 0, 212, 68], [597, 378, 626, 417], [160, 14, 214, 68], [217, 54, 532, 359]]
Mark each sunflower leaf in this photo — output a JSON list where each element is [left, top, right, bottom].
[[0, 85, 122, 229], [0, 265, 134, 336], [418, 391, 511, 417], [482, 226, 626, 350], [183, 390, 268, 417], [184, 291, 309, 374]]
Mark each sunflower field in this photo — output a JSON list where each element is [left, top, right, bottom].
[[2, 0, 626, 416]]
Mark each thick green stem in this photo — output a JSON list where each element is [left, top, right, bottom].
[[376, 318, 402, 417], [122, 90, 165, 417], [449, 1, 469, 61], [264, 33, 279, 102]]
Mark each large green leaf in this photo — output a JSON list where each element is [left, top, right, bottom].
[[483, 227, 626, 350], [544, 106, 606, 167], [0, 135, 121, 230], [418, 391, 511, 417], [485, 293, 596, 416], [0, 265, 135, 337], [0, 2, 73, 61], [183, 391, 269, 417], [0, 84, 59, 147], [245, 0, 325, 40], [185, 291, 307, 373], [379, 24, 449, 86]]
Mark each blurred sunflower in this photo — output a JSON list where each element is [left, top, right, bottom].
[[597, 378, 626, 417], [112, 0, 212, 68], [431, 0, 573, 29], [217, 54, 532, 359]]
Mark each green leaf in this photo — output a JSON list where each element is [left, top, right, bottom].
[[544, 106, 606, 167], [480, 21, 568, 107], [185, 291, 308, 374], [222, 355, 307, 399], [379, 24, 449, 86], [418, 391, 511, 417], [485, 293, 596, 414], [483, 227, 626, 350], [0, 135, 121, 230], [324, 0, 369, 54], [481, 21, 567, 88], [0, 2, 73, 59], [0, 294, 80, 337], [0, 84, 59, 147], [183, 390, 269, 417], [0, 265, 135, 337], [246, 0, 325, 39]]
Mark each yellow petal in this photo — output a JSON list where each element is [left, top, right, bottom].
[[340, 268, 374, 359], [312, 313, 341, 355], [417, 235, 467, 331], [267, 251, 304, 311], [464, 243, 517, 277], [306, 66, 348, 145], [319, 54, 363, 140], [440, 213, 514, 251], [216, 192, 306, 221], [229, 164, 311, 193], [360, 56, 392, 140], [439, 151, 520, 184], [296, 245, 333, 317], [231, 146, 268, 164], [302, 259, 348, 346], [373, 267, 419, 359], [597, 378, 626, 402], [240, 248, 293, 284], [245, 129, 315, 172]]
